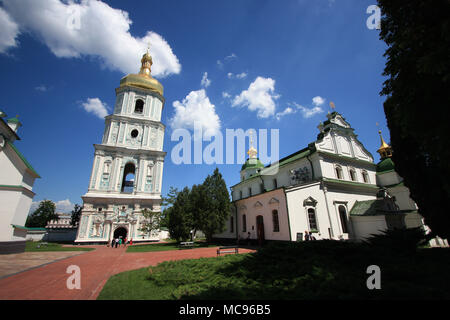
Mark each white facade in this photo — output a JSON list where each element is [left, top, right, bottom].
[[75, 52, 167, 244], [215, 111, 432, 245], [0, 112, 40, 253]]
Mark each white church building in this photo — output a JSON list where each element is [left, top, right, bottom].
[[75, 50, 168, 244], [0, 111, 40, 253], [215, 111, 436, 244]]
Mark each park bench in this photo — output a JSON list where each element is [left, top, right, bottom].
[[37, 242, 48, 248], [217, 245, 239, 256], [179, 241, 194, 249]]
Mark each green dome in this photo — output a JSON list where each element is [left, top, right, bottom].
[[241, 158, 264, 171], [376, 157, 395, 173]]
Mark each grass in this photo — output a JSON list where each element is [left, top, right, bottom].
[[126, 241, 219, 253], [98, 240, 450, 300], [25, 241, 95, 252]]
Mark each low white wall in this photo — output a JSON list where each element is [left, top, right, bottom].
[[26, 231, 47, 241], [351, 216, 387, 241]]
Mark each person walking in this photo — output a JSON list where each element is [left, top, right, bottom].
[[123, 237, 127, 247], [110, 238, 115, 248], [119, 237, 122, 247], [130, 238, 133, 246], [115, 238, 119, 248], [304, 231, 310, 241]]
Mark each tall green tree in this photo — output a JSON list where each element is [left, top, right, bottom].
[[167, 187, 193, 242], [160, 186, 179, 228], [198, 168, 231, 243], [189, 183, 207, 240], [138, 208, 161, 237], [378, 0, 450, 238], [26, 200, 59, 228], [70, 204, 82, 227]]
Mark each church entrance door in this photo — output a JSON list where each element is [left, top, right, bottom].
[[113, 227, 128, 240], [256, 215, 265, 246]]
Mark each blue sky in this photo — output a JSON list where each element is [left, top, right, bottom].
[[0, 0, 388, 213]]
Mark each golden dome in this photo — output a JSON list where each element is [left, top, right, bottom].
[[119, 50, 163, 96], [377, 130, 393, 159]]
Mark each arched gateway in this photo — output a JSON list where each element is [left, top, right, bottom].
[[113, 227, 128, 240]]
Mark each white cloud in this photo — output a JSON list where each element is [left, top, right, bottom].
[[292, 100, 324, 119], [35, 85, 48, 92], [29, 201, 39, 214], [200, 72, 211, 88], [81, 97, 109, 119], [0, 7, 20, 53], [170, 89, 221, 139], [55, 199, 75, 213], [224, 53, 237, 60], [276, 107, 296, 120], [222, 91, 231, 99], [1, 0, 181, 77], [312, 96, 325, 107], [29, 199, 75, 214], [232, 76, 279, 119], [227, 72, 247, 79], [217, 53, 237, 70]]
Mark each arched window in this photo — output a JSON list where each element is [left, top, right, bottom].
[[273, 178, 277, 189], [349, 168, 357, 181], [272, 210, 280, 232], [335, 165, 343, 180], [242, 214, 247, 232], [338, 205, 349, 234], [362, 170, 369, 183], [134, 99, 144, 113], [239, 190, 243, 199], [249, 187, 252, 197], [307, 208, 318, 231], [230, 216, 234, 233], [121, 163, 135, 193]]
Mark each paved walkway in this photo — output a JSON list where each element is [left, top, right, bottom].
[[0, 251, 85, 279], [0, 245, 254, 300]]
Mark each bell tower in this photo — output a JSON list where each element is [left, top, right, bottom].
[[75, 49, 167, 244]]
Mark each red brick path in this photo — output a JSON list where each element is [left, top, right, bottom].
[[0, 245, 254, 300]]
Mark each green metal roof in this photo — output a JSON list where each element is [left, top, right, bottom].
[[350, 200, 383, 216], [7, 117, 20, 124], [322, 177, 379, 189], [7, 141, 40, 178], [376, 157, 395, 173], [241, 158, 264, 171], [11, 224, 46, 231]]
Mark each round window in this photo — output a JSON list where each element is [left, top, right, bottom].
[[131, 129, 139, 138]]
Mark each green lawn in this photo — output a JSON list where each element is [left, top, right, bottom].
[[25, 241, 95, 252], [98, 241, 450, 300], [126, 241, 218, 253]]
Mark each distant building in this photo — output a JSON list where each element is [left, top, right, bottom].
[[0, 111, 40, 253], [215, 110, 446, 247], [43, 212, 78, 243], [46, 212, 73, 228]]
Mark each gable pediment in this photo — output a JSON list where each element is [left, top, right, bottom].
[[268, 197, 279, 205], [303, 196, 318, 207], [254, 201, 263, 208]]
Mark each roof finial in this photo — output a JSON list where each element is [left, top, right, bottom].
[[247, 129, 258, 159], [377, 129, 392, 159], [329, 101, 335, 110], [139, 44, 153, 77]]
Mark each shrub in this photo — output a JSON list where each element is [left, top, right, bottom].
[[364, 227, 428, 253]]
